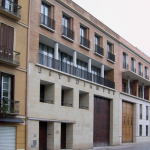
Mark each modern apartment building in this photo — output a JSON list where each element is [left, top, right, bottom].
[[0, 0, 29, 150]]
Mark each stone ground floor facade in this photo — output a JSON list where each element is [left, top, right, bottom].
[[27, 63, 150, 150]]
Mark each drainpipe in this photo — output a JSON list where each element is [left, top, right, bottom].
[[25, 0, 31, 149]]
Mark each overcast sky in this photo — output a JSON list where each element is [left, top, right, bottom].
[[72, 0, 150, 57]]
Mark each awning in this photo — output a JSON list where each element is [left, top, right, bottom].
[[0, 118, 24, 123]]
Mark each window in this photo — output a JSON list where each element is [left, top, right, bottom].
[[95, 35, 103, 56], [123, 53, 128, 69], [80, 25, 90, 48], [123, 81, 127, 93], [77, 59, 88, 79], [139, 125, 142, 136], [0, 72, 15, 113], [138, 63, 143, 76], [131, 58, 136, 73], [107, 42, 115, 62], [139, 104, 142, 119], [62, 15, 74, 40], [145, 67, 149, 80], [146, 125, 148, 136], [39, 43, 54, 67], [40, 2, 55, 30], [79, 91, 89, 110], [91, 66, 101, 82], [138, 87, 142, 98], [146, 106, 148, 120]]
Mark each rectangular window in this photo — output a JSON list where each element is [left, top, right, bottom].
[[146, 106, 148, 120], [107, 43, 111, 53], [146, 125, 148, 136], [40, 84, 45, 102], [95, 34, 103, 55], [95, 35, 99, 46], [91, 66, 101, 83], [38, 43, 54, 67], [139, 104, 142, 119], [41, 3, 50, 26], [139, 125, 142, 136]]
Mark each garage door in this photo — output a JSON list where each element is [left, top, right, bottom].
[[0, 126, 16, 150], [93, 96, 110, 147]]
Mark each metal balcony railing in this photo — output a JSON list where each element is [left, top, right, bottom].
[[138, 93, 143, 98], [131, 66, 136, 73], [61, 102, 72, 107], [41, 13, 55, 30], [0, 98, 20, 114], [62, 25, 74, 40], [130, 89, 136, 96], [95, 44, 103, 56], [145, 75, 149, 80], [80, 36, 90, 49], [144, 96, 149, 100], [123, 62, 129, 70], [0, 46, 20, 65], [138, 71, 143, 77], [40, 98, 53, 104], [79, 106, 89, 109], [0, 0, 22, 18], [122, 87, 128, 93], [38, 53, 115, 89], [107, 51, 115, 62]]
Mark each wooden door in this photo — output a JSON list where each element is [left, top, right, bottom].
[[93, 96, 110, 147], [39, 122, 47, 150], [122, 101, 133, 143], [61, 123, 66, 149]]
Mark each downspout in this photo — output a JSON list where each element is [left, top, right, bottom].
[[25, 0, 31, 149]]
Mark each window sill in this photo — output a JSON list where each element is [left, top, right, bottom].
[[107, 59, 115, 63], [95, 52, 104, 58], [62, 35, 74, 42], [80, 44, 90, 51], [40, 24, 55, 32]]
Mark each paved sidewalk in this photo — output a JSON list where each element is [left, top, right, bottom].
[[91, 142, 150, 150]]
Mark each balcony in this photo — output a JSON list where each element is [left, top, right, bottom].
[[40, 13, 55, 31], [131, 66, 136, 73], [80, 36, 90, 49], [130, 89, 136, 96], [38, 53, 115, 89], [139, 71, 143, 77], [145, 75, 149, 80], [62, 25, 74, 41], [95, 44, 103, 56], [0, 46, 20, 66], [0, 0, 21, 20], [107, 51, 115, 63], [123, 62, 129, 70], [0, 99, 20, 115]]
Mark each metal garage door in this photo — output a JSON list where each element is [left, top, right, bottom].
[[93, 96, 110, 147], [0, 126, 16, 150]]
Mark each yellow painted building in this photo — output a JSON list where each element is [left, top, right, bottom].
[[0, 0, 29, 150]]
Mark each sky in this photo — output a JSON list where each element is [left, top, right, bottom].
[[72, 0, 150, 57]]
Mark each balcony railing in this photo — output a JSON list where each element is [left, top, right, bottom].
[[0, 46, 20, 66], [107, 51, 115, 62], [40, 98, 53, 104], [144, 96, 149, 100], [61, 102, 72, 107], [41, 13, 55, 30], [0, 98, 20, 114], [138, 93, 143, 98], [79, 106, 89, 109], [62, 25, 74, 40], [145, 75, 149, 80], [130, 89, 136, 96], [139, 71, 143, 77], [80, 36, 90, 49], [123, 62, 129, 70], [122, 87, 128, 93], [131, 66, 136, 73], [0, 0, 22, 19], [95, 45, 103, 56], [38, 53, 115, 89]]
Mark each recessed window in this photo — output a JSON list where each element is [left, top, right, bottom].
[[107, 42, 115, 62], [146, 125, 148, 136], [145, 67, 149, 80], [41, 2, 55, 30], [62, 14, 74, 40], [138, 63, 143, 77], [146, 106, 148, 120], [139, 125, 142, 136], [80, 25, 90, 49], [79, 91, 89, 110], [131, 57, 136, 73], [95, 35, 103, 56], [122, 81, 128, 93], [139, 104, 142, 119], [123, 53, 128, 70]]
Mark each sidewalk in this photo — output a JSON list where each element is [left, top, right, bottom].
[[91, 142, 150, 150]]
